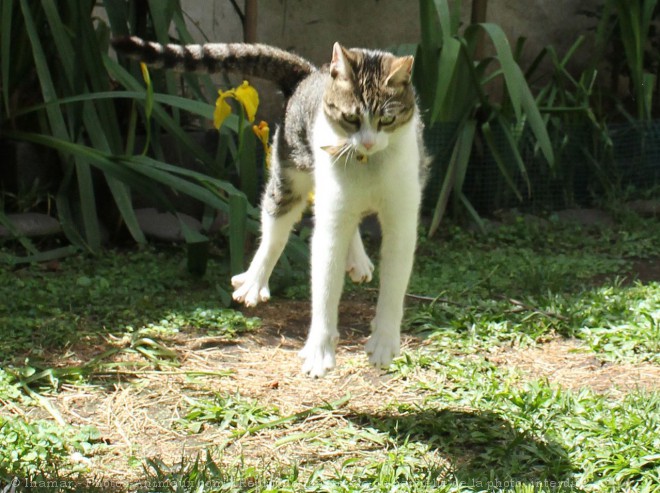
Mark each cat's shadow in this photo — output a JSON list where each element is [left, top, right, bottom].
[[347, 407, 582, 491]]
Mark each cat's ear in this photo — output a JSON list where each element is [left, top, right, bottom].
[[330, 42, 354, 80], [386, 56, 414, 86]]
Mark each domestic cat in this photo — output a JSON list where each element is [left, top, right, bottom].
[[112, 37, 428, 377]]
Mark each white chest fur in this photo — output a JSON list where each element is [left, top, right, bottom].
[[310, 109, 422, 218]]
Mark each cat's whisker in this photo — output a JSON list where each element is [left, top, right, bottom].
[[342, 148, 353, 171], [333, 143, 354, 169], [330, 145, 346, 166]]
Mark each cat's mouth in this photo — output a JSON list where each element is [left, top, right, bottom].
[[321, 142, 369, 163]]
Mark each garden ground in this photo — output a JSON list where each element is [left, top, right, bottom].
[[1, 213, 659, 492]]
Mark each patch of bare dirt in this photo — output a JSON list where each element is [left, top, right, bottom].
[[44, 296, 432, 484], [11, 295, 659, 485], [588, 256, 660, 287], [489, 338, 660, 394]]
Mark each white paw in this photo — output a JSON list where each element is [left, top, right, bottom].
[[365, 329, 400, 368], [231, 271, 270, 307], [346, 252, 374, 283], [299, 335, 338, 378]]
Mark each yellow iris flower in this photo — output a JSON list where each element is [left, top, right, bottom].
[[234, 81, 259, 122], [252, 120, 270, 167], [213, 80, 259, 129], [213, 96, 232, 129], [252, 119, 309, 201]]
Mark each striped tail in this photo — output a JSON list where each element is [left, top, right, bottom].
[[111, 36, 316, 97]]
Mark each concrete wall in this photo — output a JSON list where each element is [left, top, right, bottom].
[[181, 0, 601, 67], [179, 0, 602, 120], [181, 0, 421, 66], [485, 0, 601, 68]]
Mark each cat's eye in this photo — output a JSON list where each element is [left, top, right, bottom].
[[342, 113, 361, 125], [380, 115, 396, 126]]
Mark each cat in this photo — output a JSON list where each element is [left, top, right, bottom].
[[112, 37, 428, 377]]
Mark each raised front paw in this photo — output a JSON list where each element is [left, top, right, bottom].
[[231, 271, 270, 307], [365, 329, 400, 369], [346, 251, 374, 283], [298, 336, 338, 378]]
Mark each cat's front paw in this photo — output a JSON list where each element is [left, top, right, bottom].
[[346, 250, 374, 283], [365, 329, 400, 369], [299, 336, 338, 378], [231, 272, 270, 307]]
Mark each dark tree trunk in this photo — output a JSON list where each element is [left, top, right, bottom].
[[471, 0, 488, 60], [243, 0, 258, 43]]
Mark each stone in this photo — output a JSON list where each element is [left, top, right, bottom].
[[135, 208, 203, 242], [0, 213, 61, 238], [626, 199, 660, 218], [553, 208, 615, 227], [494, 210, 551, 228], [0, 141, 60, 197]]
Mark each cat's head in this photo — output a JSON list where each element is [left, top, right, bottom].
[[322, 42, 415, 159]]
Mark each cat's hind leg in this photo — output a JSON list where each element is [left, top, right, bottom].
[[345, 227, 374, 283], [231, 205, 302, 306], [232, 169, 311, 307]]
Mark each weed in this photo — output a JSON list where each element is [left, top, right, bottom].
[[144, 307, 260, 338], [183, 393, 280, 433], [0, 415, 100, 480]]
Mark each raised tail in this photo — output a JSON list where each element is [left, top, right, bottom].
[[111, 36, 316, 97]]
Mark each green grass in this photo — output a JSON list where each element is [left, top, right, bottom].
[[408, 219, 660, 364], [0, 247, 258, 354], [1, 216, 659, 492], [182, 393, 281, 434]]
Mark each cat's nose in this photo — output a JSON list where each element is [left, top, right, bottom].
[[363, 141, 374, 150]]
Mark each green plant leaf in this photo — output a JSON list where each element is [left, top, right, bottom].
[[107, 178, 147, 244], [495, 113, 531, 197], [520, 77, 555, 167], [104, 55, 218, 165], [457, 191, 485, 234], [5, 130, 169, 205], [20, 0, 102, 251], [419, 0, 442, 54], [433, 0, 453, 41], [29, 4, 149, 246], [171, 6, 218, 100], [228, 194, 247, 276], [75, 159, 102, 251], [101, 0, 129, 36], [130, 156, 248, 202], [482, 120, 523, 203], [430, 37, 462, 123], [642, 72, 656, 117], [19, 0, 69, 142], [4, 245, 80, 265], [10, 90, 236, 130], [428, 118, 475, 236], [237, 123, 259, 204]]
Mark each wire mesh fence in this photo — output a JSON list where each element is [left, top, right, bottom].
[[423, 120, 660, 216]]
